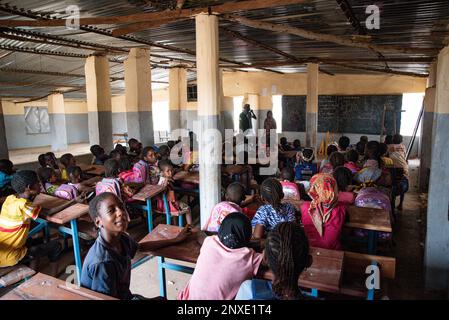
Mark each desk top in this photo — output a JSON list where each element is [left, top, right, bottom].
[[132, 184, 166, 202], [281, 199, 392, 233], [0, 273, 116, 300], [78, 163, 105, 176], [32, 194, 88, 224], [173, 171, 200, 185], [139, 224, 344, 293], [345, 205, 392, 233]]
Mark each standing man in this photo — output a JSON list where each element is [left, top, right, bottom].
[[239, 104, 257, 135]]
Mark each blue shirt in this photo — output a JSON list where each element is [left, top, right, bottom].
[[294, 162, 317, 181], [251, 203, 296, 232], [81, 233, 138, 300], [236, 279, 277, 300], [0, 171, 12, 189]]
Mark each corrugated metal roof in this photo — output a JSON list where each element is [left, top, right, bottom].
[[0, 0, 447, 99]]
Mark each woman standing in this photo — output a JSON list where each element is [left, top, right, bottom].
[[264, 111, 277, 146]]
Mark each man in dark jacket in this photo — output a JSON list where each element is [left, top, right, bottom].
[[239, 104, 257, 134]]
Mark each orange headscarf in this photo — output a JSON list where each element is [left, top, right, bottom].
[[307, 173, 339, 236]]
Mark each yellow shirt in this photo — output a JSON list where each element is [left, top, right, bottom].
[[61, 168, 68, 181], [381, 156, 394, 168], [0, 195, 41, 267]]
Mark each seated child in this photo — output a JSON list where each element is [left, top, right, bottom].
[[127, 138, 142, 163], [90, 145, 109, 165], [344, 149, 360, 174], [118, 157, 135, 183], [109, 150, 122, 162], [236, 222, 312, 300], [0, 170, 78, 270], [158, 145, 171, 161], [0, 159, 15, 196], [355, 141, 367, 168], [39, 152, 62, 180], [67, 165, 83, 191], [203, 182, 252, 232], [60, 153, 76, 181], [321, 151, 345, 175], [359, 141, 392, 188], [81, 192, 191, 299], [132, 146, 160, 185], [300, 173, 346, 250], [155, 160, 192, 225], [294, 148, 318, 192], [292, 139, 302, 152], [320, 145, 338, 172], [280, 167, 300, 200], [338, 136, 350, 153], [279, 137, 292, 152], [96, 159, 134, 202], [38, 167, 78, 200], [379, 143, 394, 168], [252, 178, 296, 239], [333, 166, 355, 205], [178, 212, 263, 300], [114, 144, 128, 157]]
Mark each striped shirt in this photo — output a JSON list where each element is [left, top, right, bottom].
[[0, 195, 41, 267]]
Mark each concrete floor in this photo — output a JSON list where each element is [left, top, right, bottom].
[[9, 143, 91, 165]]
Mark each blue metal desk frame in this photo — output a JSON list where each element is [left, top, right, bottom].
[[155, 256, 319, 298]]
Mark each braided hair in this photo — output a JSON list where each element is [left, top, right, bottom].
[[265, 222, 310, 300], [260, 178, 284, 211]]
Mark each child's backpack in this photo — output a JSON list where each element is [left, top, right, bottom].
[[55, 184, 78, 200]]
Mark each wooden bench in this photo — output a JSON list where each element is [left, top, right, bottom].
[[340, 251, 396, 299]]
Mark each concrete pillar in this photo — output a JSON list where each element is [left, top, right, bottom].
[[424, 46, 449, 291], [124, 48, 153, 146], [168, 67, 186, 132], [306, 63, 319, 150], [0, 100, 8, 159], [419, 62, 437, 192], [85, 55, 113, 152], [48, 93, 68, 152], [195, 13, 222, 229]]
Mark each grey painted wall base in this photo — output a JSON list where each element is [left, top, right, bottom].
[[89, 111, 113, 152], [169, 110, 181, 133], [220, 110, 234, 134], [138, 111, 154, 146], [180, 110, 198, 132], [424, 113, 449, 291], [50, 114, 68, 152], [4, 113, 88, 150], [306, 112, 317, 149], [0, 113, 8, 159], [196, 114, 222, 229], [419, 111, 434, 191]]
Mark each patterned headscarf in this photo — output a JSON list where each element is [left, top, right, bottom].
[[307, 173, 339, 237]]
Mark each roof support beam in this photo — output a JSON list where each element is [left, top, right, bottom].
[[223, 14, 439, 55]]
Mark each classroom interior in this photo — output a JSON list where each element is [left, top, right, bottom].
[[0, 0, 449, 300]]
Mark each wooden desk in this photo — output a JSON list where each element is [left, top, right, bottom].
[[131, 184, 172, 232], [32, 194, 89, 285], [345, 205, 392, 255], [0, 273, 116, 300], [139, 224, 344, 298], [173, 171, 199, 185], [345, 206, 392, 233], [78, 163, 105, 176]]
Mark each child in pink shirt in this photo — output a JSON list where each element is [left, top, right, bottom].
[[300, 173, 346, 250], [344, 150, 360, 174], [178, 212, 263, 300], [333, 166, 355, 205], [279, 167, 300, 200]]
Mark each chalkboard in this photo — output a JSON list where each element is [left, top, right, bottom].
[[282, 95, 306, 132], [281, 95, 402, 135], [318, 95, 402, 134]]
